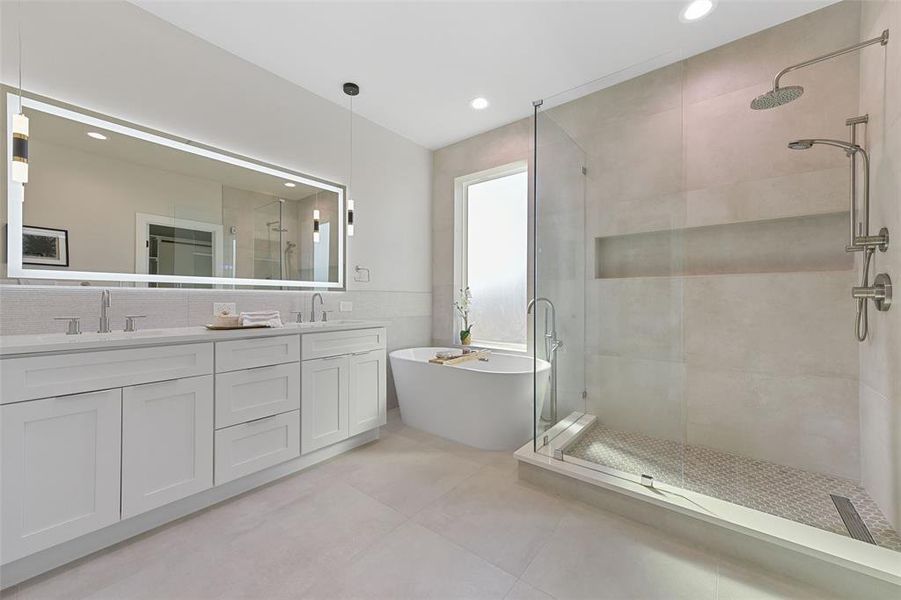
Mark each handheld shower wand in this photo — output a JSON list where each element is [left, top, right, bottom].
[[788, 138, 892, 341]]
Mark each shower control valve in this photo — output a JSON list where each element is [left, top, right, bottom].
[[852, 273, 892, 312]]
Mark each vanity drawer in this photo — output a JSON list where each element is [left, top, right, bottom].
[[214, 410, 300, 485], [215, 335, 300, 373], [215, 363, 300, 428], [0, 343, 213, 404], [302, 328, 387, 360]]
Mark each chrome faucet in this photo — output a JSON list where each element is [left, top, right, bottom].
[[310, 293, 323, 323], [528, 297, 561, 426], [99, 289, 112, 333]]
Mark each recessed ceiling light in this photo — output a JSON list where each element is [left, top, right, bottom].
[[680, 0, 715, 22], [284, 182, 296, 188], [470, 97, 489, 110], [86, 131, 108, 140]]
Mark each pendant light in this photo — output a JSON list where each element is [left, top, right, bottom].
[[11, 3, 28, 184], [312, 188, 321, 244], [343, 82, 359, 236]]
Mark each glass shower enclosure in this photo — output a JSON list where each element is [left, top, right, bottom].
[[530, 42, 900, 552]]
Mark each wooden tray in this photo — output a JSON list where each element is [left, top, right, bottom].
[[204, 323, 272, 331], [428, 351, 487, 366]]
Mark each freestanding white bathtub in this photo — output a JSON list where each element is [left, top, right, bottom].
[[389, 347, 550, 450]]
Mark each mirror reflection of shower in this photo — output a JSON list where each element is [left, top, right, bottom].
[[284, 241, 296, 281], [254, 198, 289, 280]]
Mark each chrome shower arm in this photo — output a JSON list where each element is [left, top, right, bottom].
[[773, 29, 888, 91]]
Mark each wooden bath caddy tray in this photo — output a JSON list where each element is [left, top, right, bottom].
[[429, 351, 488, 366]]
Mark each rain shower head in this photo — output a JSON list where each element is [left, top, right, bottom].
[[751, 30, 888, 111], [750, 85, 804, 110]]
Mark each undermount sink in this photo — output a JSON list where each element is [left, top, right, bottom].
[[34, 329, 169, 343], [283, 320, 366, 329]]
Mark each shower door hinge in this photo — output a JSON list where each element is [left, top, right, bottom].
[[581, 166, 588, 176]]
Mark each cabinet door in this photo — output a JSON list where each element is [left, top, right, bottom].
[[122, 376, 214, 518], [1, 389, 122, 562], [301, 356, 349, 454], [349, 349, 387, 436]]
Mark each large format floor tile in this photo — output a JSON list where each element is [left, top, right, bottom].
[[300, 522, 517, 600], [4, 410, 833, 600], [414, 466, 569, 576], [521, 502, 719, 599]]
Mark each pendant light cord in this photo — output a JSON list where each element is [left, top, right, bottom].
[[349, 95, 353, 199], [17, 0, 23, 112]]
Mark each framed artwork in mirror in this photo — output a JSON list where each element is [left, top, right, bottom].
[[22, 226, 69, 267]]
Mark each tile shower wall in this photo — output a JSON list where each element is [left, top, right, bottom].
[[858, 0, 901, 528], [433, 2, 863, 479]]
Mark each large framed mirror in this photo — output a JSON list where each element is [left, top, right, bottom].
[[6, 92, 345, 289]]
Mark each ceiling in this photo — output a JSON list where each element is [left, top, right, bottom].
[[133, 0, 838, 150]]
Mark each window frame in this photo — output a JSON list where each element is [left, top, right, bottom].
[[453, 161, 529, 352]]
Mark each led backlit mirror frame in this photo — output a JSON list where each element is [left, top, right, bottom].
[[5, 92, 345, 289]]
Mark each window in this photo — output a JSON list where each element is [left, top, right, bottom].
[[456, 163, 528, 351]]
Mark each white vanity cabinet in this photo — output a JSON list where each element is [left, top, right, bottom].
[[213, 335, 302, 485], [0, 323, 386, 573], [301, 328, 387, 454], [302, 356, 351, 453], [1, 389, 123, 563], [214, 410, 300, 484], [121, 376, 214, 518], [349, 349, 388, 436]]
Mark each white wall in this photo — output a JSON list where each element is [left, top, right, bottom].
[[0, 1, 433, 407], [0, 0, 431, 295]]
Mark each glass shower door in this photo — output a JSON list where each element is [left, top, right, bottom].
[[532, 106, 587, 447], [532, 58, 688, 487]]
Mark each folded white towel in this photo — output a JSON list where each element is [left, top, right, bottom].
[[239, 311, 283, 328]]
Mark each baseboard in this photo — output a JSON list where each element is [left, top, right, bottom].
[[0, 429, 379, 589]]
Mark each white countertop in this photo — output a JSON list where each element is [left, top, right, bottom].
[[0, 320, 390, 357]]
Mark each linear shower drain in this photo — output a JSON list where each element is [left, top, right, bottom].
[[831, 494, 876, 544]]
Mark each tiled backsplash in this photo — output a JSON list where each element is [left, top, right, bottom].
[[0, 284, 431, 408]]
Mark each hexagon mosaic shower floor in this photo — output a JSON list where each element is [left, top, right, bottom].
[[566, 423, 901, 552]]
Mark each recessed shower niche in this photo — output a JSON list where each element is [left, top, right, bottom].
[[594, 212, 852, 279]]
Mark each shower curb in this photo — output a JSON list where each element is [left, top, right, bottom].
[[516, 438, 901, 599]]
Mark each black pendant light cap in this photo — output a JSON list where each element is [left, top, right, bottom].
[[343, 82, 360, 96]]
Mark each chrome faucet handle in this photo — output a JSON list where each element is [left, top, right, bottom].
[[321, 310, 331, 322], [290, 311, 305, 323], [54, 317, 82, 335], [124, 315, 147, 332]]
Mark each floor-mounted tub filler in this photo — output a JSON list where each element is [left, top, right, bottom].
[[390, 347, 550, 450]]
